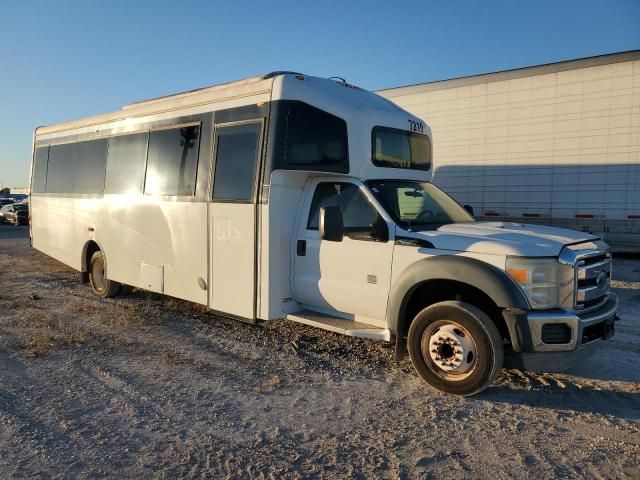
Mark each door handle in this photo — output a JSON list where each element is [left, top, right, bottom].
[[296, 240, 306, 256]]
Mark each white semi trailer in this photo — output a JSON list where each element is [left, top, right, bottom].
[[30, 72, 617, 395], [378, 50, 640, 251]]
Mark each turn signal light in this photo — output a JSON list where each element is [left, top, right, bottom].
[[506, 267, 529, 284]]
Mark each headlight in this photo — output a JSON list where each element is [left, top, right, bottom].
[[506, 257, 574, 309]]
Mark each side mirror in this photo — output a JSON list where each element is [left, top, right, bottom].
[[319, 205, 344, 242], [372, 215, 389, 242], [463, 204, 475, 216]]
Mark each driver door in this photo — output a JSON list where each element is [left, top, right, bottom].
[[292, 180, 394, 325]]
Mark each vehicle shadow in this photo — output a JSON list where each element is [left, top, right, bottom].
[[482, 369, 640, 421]]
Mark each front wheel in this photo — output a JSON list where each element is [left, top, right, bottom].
[[89, 251, 121, 298], [407, 301, 503, 396]]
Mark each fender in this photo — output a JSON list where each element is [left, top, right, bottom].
[[387, 255, 530, 337]]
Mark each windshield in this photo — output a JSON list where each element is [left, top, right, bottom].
[[372, 127, 431, 171], [367, 180, 473, 230]]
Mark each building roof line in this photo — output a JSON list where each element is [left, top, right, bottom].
[[377, 49, 640, 96]]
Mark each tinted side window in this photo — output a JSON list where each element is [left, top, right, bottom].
[[46, 143, 76, 193], [212, 122, 261, 201], [284, 103, 347, 168], [32, 146, 49, 193], [372, 127, 431, 171], [105, 132, 149, 194], [45, 140, 108, 194], [307, 183, 378, 230], [74, 139, 107, 194], [145, 125, 200, 196]]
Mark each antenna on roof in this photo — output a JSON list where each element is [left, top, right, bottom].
[[329, 76, 347, 84]]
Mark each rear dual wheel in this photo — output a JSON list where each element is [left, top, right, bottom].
[[408, 301, 503, 396]]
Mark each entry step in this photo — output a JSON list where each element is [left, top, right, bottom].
[[286, 310, 391, 341]]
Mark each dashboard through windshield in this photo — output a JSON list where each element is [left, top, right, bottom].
[[367, 180, 473, 230]]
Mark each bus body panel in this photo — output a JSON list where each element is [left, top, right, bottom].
[[209, 202, 256, 319], [31, 194, 209, 305]]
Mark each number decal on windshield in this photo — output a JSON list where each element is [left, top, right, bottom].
[[408, 119, 424, 133]]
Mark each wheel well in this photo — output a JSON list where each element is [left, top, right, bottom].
[[82, 241, 101, 280], [400, 279, 509, 342]]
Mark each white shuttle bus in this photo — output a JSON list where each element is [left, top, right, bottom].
[[30, 72, 618, 395]]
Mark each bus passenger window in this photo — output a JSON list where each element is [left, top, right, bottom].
[[212, 122, 261, 202], [46, 143, 76, 193], [145, 125, 201, 196], [32, 147, 49, 193], [105, 132, 149, 195], [74, 139, 108, 194]]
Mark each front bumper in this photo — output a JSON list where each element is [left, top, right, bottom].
[[503, 293, 618, 372]]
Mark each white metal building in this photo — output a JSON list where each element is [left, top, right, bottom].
[[378, 50, 640, 250]]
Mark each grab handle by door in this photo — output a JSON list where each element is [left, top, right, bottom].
[[296, 240, 306, 256]]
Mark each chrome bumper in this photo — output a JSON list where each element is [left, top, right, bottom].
[[527, 292, 618, 352]]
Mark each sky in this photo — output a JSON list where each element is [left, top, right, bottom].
[[0, 0, 638, 188]]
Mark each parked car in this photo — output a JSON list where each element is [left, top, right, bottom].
[[0, 203, 29, 225]]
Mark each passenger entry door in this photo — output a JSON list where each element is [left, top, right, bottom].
[[293, 181, 394, 325], [208, 121, 262, 321]]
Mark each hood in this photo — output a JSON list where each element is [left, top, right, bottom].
[[416, 222, 597, 257]]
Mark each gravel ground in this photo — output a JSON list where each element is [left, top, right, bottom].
[[0, 225, 638, 479]]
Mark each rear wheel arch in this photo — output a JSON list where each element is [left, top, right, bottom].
[[81, 240, 103, 274]]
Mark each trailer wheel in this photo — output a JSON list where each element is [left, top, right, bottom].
[[89, 251, 121, 298], [407, 301, 503, 396]]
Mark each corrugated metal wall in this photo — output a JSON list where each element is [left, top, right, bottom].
[[378, 53, 640, 246]]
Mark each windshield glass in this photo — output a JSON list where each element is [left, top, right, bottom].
[[372, 127, 431, 171], [367, 180, 473, 230]]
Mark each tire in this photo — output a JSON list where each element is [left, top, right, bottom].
[[407, 301, 503, 396], [89, 251, 121, 298]]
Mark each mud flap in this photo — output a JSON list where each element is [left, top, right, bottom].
[[394, 335, 407, 361]]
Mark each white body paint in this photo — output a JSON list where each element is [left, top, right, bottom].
[[30, 72, 602, 340]]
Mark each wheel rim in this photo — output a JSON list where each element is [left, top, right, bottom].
[[91, 258, 106, 292], [421, 320, 479, 381]]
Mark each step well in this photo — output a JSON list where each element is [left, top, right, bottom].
[[286, 310, 391, 341]]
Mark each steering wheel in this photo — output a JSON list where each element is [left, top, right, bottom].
[[434, 211, 449, 222], [415, 210, 434, 223]]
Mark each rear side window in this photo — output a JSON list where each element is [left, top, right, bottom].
[[31, 146, 49, 193], [74, 139, 108, 194], [45, 139, 107, 194], [105, 132, 149, 194], [145, 125, 201, 196], [372, 126, 431, 171], [283, 102, 348, 169], [212, 122, 261, 202], [46, 143, 76, 193]]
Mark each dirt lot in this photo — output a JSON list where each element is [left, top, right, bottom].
[[0, 225, 638, 479]]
